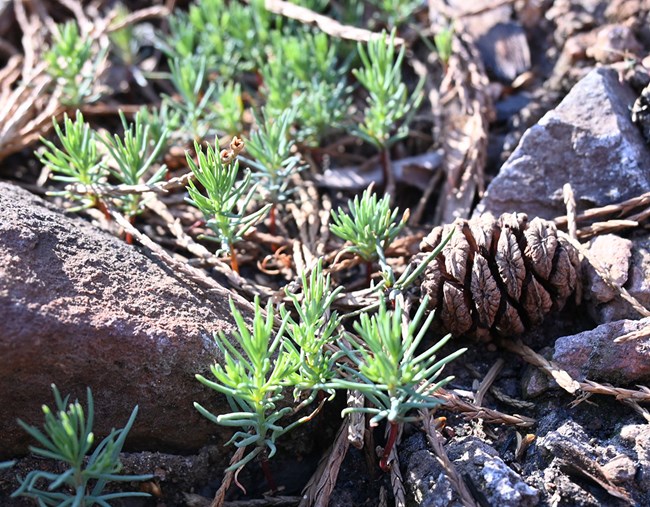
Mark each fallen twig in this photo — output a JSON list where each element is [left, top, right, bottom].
[[436, 388, 536, 427], [421, 410, 479, 507], [262, 0, 404, 44], [299, 417, 351, 507], [504, 340, 650, 405]]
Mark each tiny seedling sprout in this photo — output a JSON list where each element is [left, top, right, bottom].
[[334, 296, 466, 471], [330, 186, 408, 285], [12, 385, 153, 505], [185, 137, 270, 273]]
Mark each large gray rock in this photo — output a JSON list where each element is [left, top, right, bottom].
[[476, 68, 650, 219], [0, 183, 237, 458]]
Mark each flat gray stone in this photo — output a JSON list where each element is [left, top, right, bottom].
[[476, 67, 650, 219]]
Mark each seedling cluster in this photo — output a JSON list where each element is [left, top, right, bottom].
[[10, 0, 466, 503], [196, 256, 464, 486]]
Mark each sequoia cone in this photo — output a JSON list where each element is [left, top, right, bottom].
[[418, 213, 580, 341]]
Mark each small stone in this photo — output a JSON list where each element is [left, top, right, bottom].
[[620, 424, 650, 492], [538, 421, 596, 464], [584, 236, 650, 323], [448, 437, 539, 507], [586, 24, 643, 64], [583, 235, 632, 305], [400, 433, 460, 507], [552, 319, 650, 384], [601, 454, 637, 484], [521, 363, 551, 398]]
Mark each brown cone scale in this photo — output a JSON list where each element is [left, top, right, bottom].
[[418, 213, 580, 341]]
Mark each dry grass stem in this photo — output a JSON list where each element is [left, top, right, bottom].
[[299, 418, 351, 507], [107, 5, 171, 33], [474, 358, 504, 407], [505, 340, 650, 406], [421, 410, 479, 507], [210, 446, 248, 507], [580, 381, 650, 403], [500, 340, 580, 393], [554, 191, 650, 239], [66, 172, 194, 197], [623, 399, 650, 423], [436, 388, 536, 427], [563, 183, 578, 240], [489, 386, 535, 410], [347, 390, 366, 449], [614, 318, 650, 343], [554, 191, 650, 226], [262, 0, 405, 44], [378, 486, 388, 507], [388, 442, 406, 507]]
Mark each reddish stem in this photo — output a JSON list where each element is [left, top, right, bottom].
[[260, 456, 277, 494], [96, 199, 111, 221], [379, 421, 399, 472], [269, 203, 276, 236], [229, 246, 240, 274], [187, 219, 205, 232], [125, 215, 135, 245]]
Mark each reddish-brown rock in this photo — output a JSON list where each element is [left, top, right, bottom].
[[552, 318, 650, 385], [0, 182, 238, 458]]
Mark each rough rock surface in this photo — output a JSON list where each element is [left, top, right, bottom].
[[401, 433, 458, 507], [584, 236, 650, 323], [536, 420, 639, 505], [476, 67, 650, 219], [448, 437, 539, 507], [552, 318, 650, 384], [584, 235, 633, 303], [400, 433, 539, 507], [0, 182, 238, 458], [620, 424, 650, 492]]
